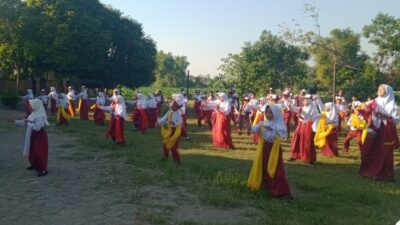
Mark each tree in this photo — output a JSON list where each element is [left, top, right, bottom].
[[219, 30, 309, 95], [363, 13, 400, 87], [153, 51, 189, 87]]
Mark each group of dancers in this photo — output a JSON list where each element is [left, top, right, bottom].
[[14, 84, 399, 200]]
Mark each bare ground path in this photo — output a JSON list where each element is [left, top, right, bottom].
[[0, 109, 137, 225]]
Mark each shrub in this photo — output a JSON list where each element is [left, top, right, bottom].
[[0, 90, 19, 109]]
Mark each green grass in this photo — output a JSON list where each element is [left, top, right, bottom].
[[47, 104, 400, 225]]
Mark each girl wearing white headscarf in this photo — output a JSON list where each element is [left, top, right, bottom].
[[66, 86, 77, 117], [21, 89, 34, 117], [132, 93, 148, 133], [314, 102, 339, 157], [360, 84, 399, 181], [158, 95, 184, 164], [247, 104, 291, 197], [147, 94, 158, 128], [77, 85, 89, 120], [91, 92, 106, 126], [47, 87, 59, 114], [15, 99, 49, 176], [288, 95, 319, 163], [212, 92, 234, 149], [100, 94, 128, 144], [251, 98, 267, 144]]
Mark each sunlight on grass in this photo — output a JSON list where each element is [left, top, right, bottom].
[[47, 105, 400, 225]]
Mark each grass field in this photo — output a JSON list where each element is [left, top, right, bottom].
[[47, 104, 400, 225]]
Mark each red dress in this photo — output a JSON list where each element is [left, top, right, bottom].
[[79, 99, 89, 120], [50, 98, 58, 114], [360, 118, 399, 180], [212, 111, 234, 149], [290, 120, 316, 162], [147, 107, 158, 129], [29, 128, 48, 172], [320, 127, 338, 157], [132, 107, 147, 133], [93, 104, 105, 125], [262, 141, 292, 197]]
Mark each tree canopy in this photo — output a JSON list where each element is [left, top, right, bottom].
[[0, 0, 157, 91]]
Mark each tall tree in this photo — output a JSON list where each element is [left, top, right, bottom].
[[153, 51, 189, 87], [219, 30, 309, 95], [363, 13, 400, 87]]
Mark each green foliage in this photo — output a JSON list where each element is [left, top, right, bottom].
[[220, 30, 309, 95], [0, 90, 19, 109], [153, 51, 190, 87], [0, 0, 157, 89], [363, 13, 400, 87]]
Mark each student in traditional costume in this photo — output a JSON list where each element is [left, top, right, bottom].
[[37, 89, 49, 110], [359, 84, 399, 181], [237, 96, 253, 135], [193, 89, 202, 126], [76, 85, 89, 120], [21, 89, 34, 117], [15, 99, 49, 176], [154, 90, 164, 116], [66, 86, 77, 117], [90, 92, 106, 126], [178, 93, 190, 140], [131, 93, 148, 133], [247, 104, 292, 197], [279, 90, 293, 140], [146, 94, 158, 128], [251, 98, 267, 144], [158, 95, 184, 165], [335, 96, 347, 133], [212, 92, 234, 149], [100, 91, 128, 144], [56, 94, 71, 125], [314, 102, 339, 157], [202, 94, 214, 129], [343, 105, 368, 152], [288, 94, 319, 163], [47, 87, 58, 115]]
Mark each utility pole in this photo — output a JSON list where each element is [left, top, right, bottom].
[[186, 70, 189, 96]]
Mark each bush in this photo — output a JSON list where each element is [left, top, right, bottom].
[[0, 90, 19, 109]]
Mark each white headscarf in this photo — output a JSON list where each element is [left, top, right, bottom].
[[324, 102, 338, 125], [262, 104, 288, 141], [50, 87, 56, 92], [27, 89, 34, 99], [300, 97, 319, 121], [97, 92, 106, 105], [27, 99, 49, 126], [218, 92, 231, 115], [114, 95, 128, 121], [147, 94, 157, 109], [374, 84, 399, 126]]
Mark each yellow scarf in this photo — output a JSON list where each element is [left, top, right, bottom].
[[76, 99, 82, 112], [314, 112, 334, 148], [252, 110, 262, 126], [247, 126, 281, 191], [351, 113, 368, 144], [68, 100, 75, 117], [57, 105, 72, 123], [161, 111, 182, 150]]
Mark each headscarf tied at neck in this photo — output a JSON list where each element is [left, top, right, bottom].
[[27, 99, 49, 126]]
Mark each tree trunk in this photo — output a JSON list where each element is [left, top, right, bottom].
[[31, 77, 37, 96], [39, 76, 47, 91]]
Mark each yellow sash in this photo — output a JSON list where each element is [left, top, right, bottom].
[[351, 114, 368, 144], [76, 99, 82, 112], [314, 112, 334, 148], [252, 111, 261, 126], [57, 105, 72, 123], [247, 126, 281, 191], [90, 104, 96, 110], [68, 100, 75, 117], [161, 111, 181, 150]]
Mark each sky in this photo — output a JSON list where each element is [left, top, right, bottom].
[[100, 0, 400, 76]]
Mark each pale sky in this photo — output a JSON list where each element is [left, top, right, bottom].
[[100, 0, 400, 76]]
